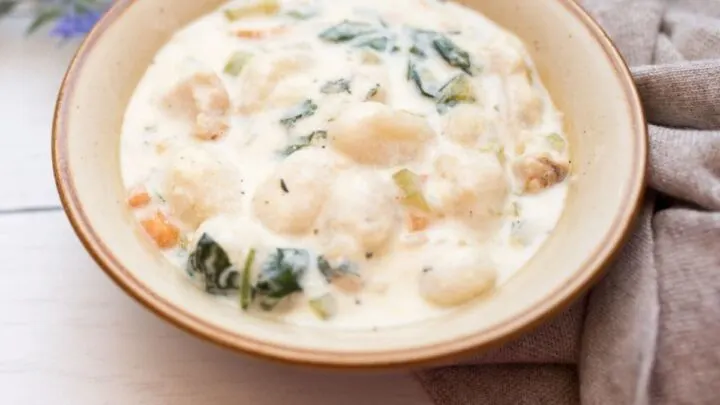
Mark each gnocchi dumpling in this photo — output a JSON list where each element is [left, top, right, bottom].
[[419, 247, 497, 306], [506, 73, 544, 128], [235, 51, 314, 114], [163, 147, 244, 228], [316, 170, 400, 260], [328, 102, 435, 166], [426, 152, 509, 223], [162, 72, 230, 140], [442, 104, 490, 147], [252, 149, 343, 235]]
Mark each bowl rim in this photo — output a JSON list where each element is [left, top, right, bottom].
[[52, 0, 648, 368]]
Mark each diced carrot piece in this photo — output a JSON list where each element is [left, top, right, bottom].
[[235, 26, 286, 39], [235, 29, 264, 39], [128, 188, 151, 208], [408, 213, 430, 232], [141, 212, 180, 249]]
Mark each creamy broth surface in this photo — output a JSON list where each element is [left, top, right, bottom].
[[121, 0, 571, 329]]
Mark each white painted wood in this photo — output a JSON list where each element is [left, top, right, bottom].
[[0, 18, 78, 210], [0, 212, 432, 405]]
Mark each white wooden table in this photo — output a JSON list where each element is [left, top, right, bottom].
[[0, 19, 432, 405]]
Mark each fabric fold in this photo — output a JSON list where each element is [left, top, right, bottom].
[[417, 0, 720, 403]]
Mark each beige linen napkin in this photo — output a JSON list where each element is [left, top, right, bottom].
[[416, 0, 720, 404]]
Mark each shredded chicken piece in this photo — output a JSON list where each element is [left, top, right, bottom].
[[513, 154, 570, 193]]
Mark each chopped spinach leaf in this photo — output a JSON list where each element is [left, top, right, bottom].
[[436, 74, 476, 111], [187, 234, 239, 294], [282, 143, 309, 157], [407, 28, 437, 58], [409, 44, 426, 58], [433, 34, 473, 74], [255, 248, 309, 309], [320, 78, 352, 94], [354, 34, 390, 52], [285, 6, 318, 20], [365, 83, 380, 101], [239, 248, 256, 310], [319, 20, 376, 42], [280, 130, 328, 157], [317, 256, 360, 282], [279, 100, 318, 128], [407, 60, 439, 98]]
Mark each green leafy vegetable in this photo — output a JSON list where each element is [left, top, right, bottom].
[[393, 169, 431, 213], [407, 28, 437, 58], [223, 51, 253, 76], [285, 6, 318, 20], [320, 78, 352, 94], [436, 74, 476, 111], [187, 234, 239, 294], [255, 248, 309, 310], [409, 43, 427, 58], [317, 256, 360, 282], [239, 248, 256, 310], [308, 294, 337, 320], [546, 133, 566, 152], [318, 20, 376, 42], [281, 130, 328, 157], [407, 60, 439, 98], [279, 100, 318, 128], [223, 0, 280, 21], [354, 34, 390, 52], [432, 34, 473, 74], [365, 83, 380, 101]]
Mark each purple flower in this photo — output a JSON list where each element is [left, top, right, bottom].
[[50, 9, 103, 39]]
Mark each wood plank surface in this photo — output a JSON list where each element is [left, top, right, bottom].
[[0, 212, 432, 405]]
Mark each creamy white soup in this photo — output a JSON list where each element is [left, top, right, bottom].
[[120, 0, 570, 329]]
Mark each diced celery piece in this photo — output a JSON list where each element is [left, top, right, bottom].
[[223, 0, 280, 21], [546, 133, 566, 152], [223, 51, 253, 76], [393, 169, 431, 213], [309, 294, 337, 320]]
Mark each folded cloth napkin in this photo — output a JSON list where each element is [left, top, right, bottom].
[[416, 0, 720, 404]]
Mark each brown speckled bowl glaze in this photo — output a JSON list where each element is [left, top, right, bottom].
[[53, 0, 647, 368]]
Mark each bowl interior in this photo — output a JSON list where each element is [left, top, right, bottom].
[[54, 0, 645, 366]]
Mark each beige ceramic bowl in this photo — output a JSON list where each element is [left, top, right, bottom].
[[53, 0, 646, 368]]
